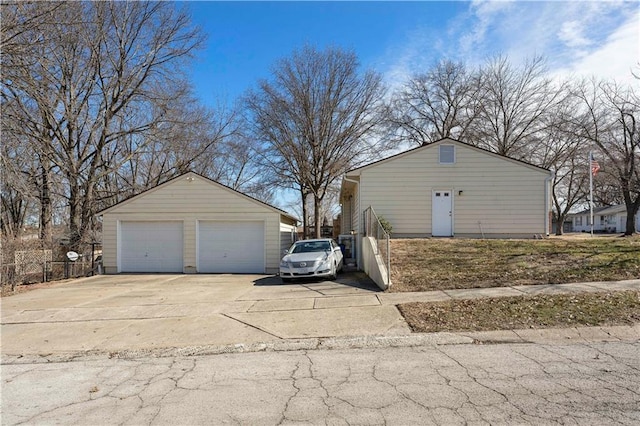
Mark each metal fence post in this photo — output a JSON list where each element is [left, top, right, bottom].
[[387, 236, 391, 287]]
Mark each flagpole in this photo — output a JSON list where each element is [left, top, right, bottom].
[[589, 151, 593, 237]]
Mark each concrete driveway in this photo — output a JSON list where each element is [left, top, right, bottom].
[[1, 273, 410, 356]]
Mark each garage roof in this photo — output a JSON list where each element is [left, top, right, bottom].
[[96, 171, 298, 223]]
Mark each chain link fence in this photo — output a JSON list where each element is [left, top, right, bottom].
[[1, 238, 102, 292]]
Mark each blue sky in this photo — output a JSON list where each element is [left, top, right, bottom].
[[185, 1, 638, 107]]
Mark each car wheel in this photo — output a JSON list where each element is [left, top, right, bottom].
[[329, 263, 337, 281]]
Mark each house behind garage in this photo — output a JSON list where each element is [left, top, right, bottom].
[[340, 138, 553, 266], [99, 172, 297, 274]]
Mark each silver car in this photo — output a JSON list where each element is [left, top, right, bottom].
[[279, 238, 344, 282]]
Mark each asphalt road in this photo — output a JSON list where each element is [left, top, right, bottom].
[[3, 340, 639, 425]]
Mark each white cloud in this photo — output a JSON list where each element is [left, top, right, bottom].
[[553, 14, 639, 85], [382, 1, 638, 88], [459, 0, 515, 55], [558, 21, 592, 49]]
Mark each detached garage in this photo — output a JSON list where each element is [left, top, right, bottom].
[[99, 172, 298, 274]]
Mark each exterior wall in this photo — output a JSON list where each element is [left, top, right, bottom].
[[340, 178, 361, 266], [573, 211, 640, 233], [341, 195, 352, 234], [361, 237, 389, 290], [280, 222, 297, 255], [356, 142, 550, 238], [573, 213, 610, 232], [102, 174, 285, 274], [350, 181, 361, 266]]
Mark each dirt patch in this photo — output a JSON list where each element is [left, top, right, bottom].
[[1, 280, 73, 298], [398, 291, 640, 333]]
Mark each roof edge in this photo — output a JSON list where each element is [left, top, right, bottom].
[[345, 137, 551, 176], [96, 171, 299, 222]]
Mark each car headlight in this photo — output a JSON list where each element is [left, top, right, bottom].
[[280, 260, 289, 268]]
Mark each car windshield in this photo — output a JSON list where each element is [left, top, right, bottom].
[[290, 241, 331, 253]]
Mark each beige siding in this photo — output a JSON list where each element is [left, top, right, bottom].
[[357, 142, 549, 237], [352, 191, 360, 236], [102, 174, 286, 274], [280, 222, 296, 254], [341, 196, 352, 234]]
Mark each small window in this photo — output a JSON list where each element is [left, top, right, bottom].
[[436, 192, 441, 197], [439, 145, 455, 164]]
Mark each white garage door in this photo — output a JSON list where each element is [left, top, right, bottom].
[[198, 221, 265, 273], [120, 221, 183, 273]]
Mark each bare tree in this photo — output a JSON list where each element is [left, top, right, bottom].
[[0, 1, 62, 64], [534, 90, 589, 235], [573, 79, 640, 235], [390, 59, 479, 146], [2, 1, 204, 249], [246, 46, 387, 238], [0, 137, 35, 238], [469, 55, 563, 159]]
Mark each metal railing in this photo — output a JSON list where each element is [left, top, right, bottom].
[[363, 206, 391, 286]]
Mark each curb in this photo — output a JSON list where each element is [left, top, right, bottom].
[[3, 324, 638, 365]]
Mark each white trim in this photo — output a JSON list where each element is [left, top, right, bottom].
[[119, 220, 184, 273], [195, 219, 200, 272], [545, 173, 554, 236], [432, 189, 454, 237], [196, 219, 266, 273], [438, 144, 455, 164], [116, 220, 121, 273]]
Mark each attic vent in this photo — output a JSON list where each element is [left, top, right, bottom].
[[439, 145, 455, 164]]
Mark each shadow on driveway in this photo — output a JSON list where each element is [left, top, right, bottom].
[[253, 271, 381, 292]]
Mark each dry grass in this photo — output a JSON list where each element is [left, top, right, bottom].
[[390, 236, 640, 292], [398, 291, 640, 333]]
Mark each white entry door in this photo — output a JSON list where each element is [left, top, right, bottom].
[[432, 190, 453, 237], [198, 221, 265, 273]]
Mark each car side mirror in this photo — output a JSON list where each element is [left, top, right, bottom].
[[283, 250, 289, 255]]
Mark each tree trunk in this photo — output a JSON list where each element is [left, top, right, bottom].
[[625, 203, 639, 236], [300, 189, 308, 240], [39, 164, 52, 244], [68, 177, 82, 251], [622, 186, 640, 236], [555, 213, 565, 236], [314, 194, 321, 238]]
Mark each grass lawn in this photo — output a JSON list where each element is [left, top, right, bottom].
[[391, 236, 640, 332], [398, 291, 640, 333], [390, 235, 640, 292]]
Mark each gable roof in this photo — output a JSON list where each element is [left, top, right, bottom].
[[573, 204, 627, 216], [345, 137, 551, 176], [97, 171, 298, 222]]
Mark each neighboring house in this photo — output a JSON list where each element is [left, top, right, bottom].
[[98, 172, 297, 274], [340, 138, 552, 266], [571, 205, 640, 233]]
